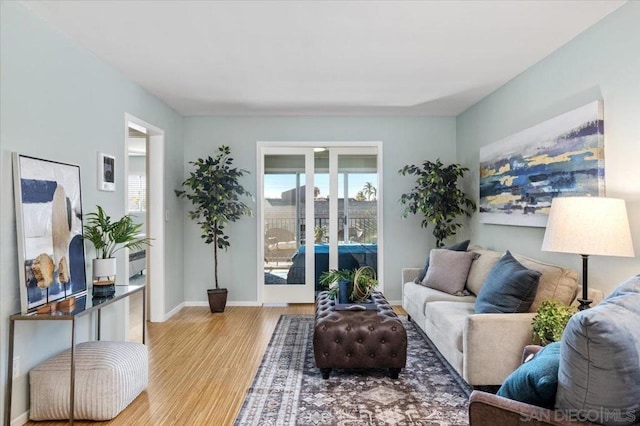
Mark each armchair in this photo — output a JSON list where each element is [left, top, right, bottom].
[[469, 390, 598, 425], [469, 346, 598, 425]]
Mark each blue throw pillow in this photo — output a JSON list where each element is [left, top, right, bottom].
[[416, 240, 470, 283], [497, 342, 561, 409], [475, 251, 541, 314]]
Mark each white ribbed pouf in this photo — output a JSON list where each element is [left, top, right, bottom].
[[29, 341, 148, 421]]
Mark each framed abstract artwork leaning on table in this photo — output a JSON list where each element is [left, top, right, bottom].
[[13, 153, 88, 313]]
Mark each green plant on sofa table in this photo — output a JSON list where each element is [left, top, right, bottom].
[[320, 266, 378, 303], [398, 159, 476, 247], [531, 300, 576, 345]]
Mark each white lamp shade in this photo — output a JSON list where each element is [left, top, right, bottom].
[[542, 197, 634, 257]]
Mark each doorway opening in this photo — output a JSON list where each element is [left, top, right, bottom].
[[124, 114, 166, 331], [126, 124, 147, 341]]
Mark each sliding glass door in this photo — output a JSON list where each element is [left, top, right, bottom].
[[328, 148, 379, 277], [261, 148, 315, 303], [259, 143, 380, 304]]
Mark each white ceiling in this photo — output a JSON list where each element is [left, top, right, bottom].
[[23, 1, 625, 117]]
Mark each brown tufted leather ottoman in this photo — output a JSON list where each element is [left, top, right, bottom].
[[313, 291, 407, 379]]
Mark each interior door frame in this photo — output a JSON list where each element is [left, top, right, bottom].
[[124, 113, 166, 323], [256, 141, 383, 304]]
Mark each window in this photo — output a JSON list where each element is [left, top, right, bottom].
[[128, 174, 146, 212]]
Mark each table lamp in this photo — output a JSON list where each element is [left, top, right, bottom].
[[541, 196, 634, 310]]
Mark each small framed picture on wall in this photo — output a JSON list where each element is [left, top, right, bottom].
[[98, 152, 115, 191]]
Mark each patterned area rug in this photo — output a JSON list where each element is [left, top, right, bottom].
[[234, 315, 472, 425]]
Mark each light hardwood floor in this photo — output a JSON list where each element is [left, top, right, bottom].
[[25, 303, 406, 425], [128, 290, 144, 343], [25, 305, 314, 425]]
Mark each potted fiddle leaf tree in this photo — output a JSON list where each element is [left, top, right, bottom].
[[399, 159, 476, 247], [175, 145, 252, 313], [84, 205, 151, 297]]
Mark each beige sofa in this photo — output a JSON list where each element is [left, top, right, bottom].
[[402, 245, 604, 387]]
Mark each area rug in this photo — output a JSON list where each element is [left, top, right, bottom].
[[234, 315, 472, 425]]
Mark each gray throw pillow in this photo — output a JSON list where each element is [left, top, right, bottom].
[[475, 251, 541, 314], [416, 240, 470, 283], [555, 274, 640, 425], [422, 249, 479, 295]]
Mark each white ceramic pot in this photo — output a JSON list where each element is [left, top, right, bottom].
[[93, 258, 116, 284]]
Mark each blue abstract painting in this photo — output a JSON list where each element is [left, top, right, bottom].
[[479, 101, 604, 227]]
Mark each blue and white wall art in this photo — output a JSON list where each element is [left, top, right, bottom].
[[479, 101, 604, 227], [13, 154, 87, 313]]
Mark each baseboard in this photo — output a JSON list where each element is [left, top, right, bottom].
[[388, 299, 402, 306], [184, 301, 209, 307], [164, 302, 185, 320], [228, 301, 262, 307], [12, 410, 28, 426], [184, 301, 262, 307]]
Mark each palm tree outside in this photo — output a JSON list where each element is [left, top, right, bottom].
[[362, 182, 377, 201]]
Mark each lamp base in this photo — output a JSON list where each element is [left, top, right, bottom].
[[577, 298, 592, 311]]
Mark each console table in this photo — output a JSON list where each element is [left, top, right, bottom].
[[4, 284, 145, 425]]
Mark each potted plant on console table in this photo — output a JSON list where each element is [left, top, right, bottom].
[[84, 205, 151, 297], [175, 145, 252, 313]]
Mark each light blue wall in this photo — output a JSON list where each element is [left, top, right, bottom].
[[182, 116, 457, 303], [0, 2, 185, 420], [456, 1, 640, 295]]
